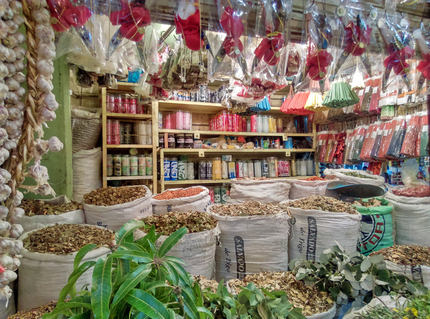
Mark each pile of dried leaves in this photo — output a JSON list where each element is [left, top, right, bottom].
[[141, 212, 217, 236], [371, 245, 430, 267], [211, 201, 286, 217], [283, 195, 358, 214], [20, 199, 83, 216], [193, 275, 218, 293], [353, 198, 382, 207], [24, 224, 114, 255], [229, 271, 333, 316], [84, 186, 147, 206], [344, 172, 376, 179], [9, 300, 57, 319]]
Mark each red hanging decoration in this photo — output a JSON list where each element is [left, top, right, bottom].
[[175, 9, 203, 51], [383, 47, 415, 76], [417, 53, 430, 80], [220, 6, 244, 58], [47, 0, 92, 32], [306, 50, 333, 81], [344, 22, 372, 56]]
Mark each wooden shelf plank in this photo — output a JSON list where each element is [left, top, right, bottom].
[[107, 113, 151, 120], [161, 148, 314, 154], [105, 176, 153, 181], [285, 133, 314, 137], [163, 176, 313, 185], [158, 129, 285, 137], [158, 100, 224, 114], [107, 144, 153, 149]]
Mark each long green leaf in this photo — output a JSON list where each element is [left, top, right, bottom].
[[111, 264, 151, 308], [114, 259, 131, 285], [163, 256, 187, 266], [192, 282, 203, 308], [69, 310, 91, 319], [111, 250, 152, 263], [91, 257, 113, 319], [181, 289, 199, 319], [288, 308, 306, 319], [136, 225, 156, 248], [158, 228, 187, 257], [74, 244, 98, 270], [42, 302, 92, 319], [166, 260, 192, 286], [197, 307, 214, 319], [142, 281, 170, 292], [116, 220, 146, 245], [162, 263, 179, 286], [125, 289, 171, 319], [58, 261, 96, 303], [120, 242, 146, 252]]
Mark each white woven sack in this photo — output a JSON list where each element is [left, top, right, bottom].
[[229, 180, 291, 203], [289, 180, 339, 200], [71, 108, 102, 154], [287, 206, 361, 262], [84, 185, 152, 231], [151, 187, 212, 216], [72, 148, 102, 203], [0, 292, 15, 319], [324, 169, 384, 186], [384, 260, 430, 290], [17, 225, 111, 311], [134, 225, 220, 279], [384, 190, 430, 246], [207, 205, 291, 282], [343, 296, 407, 319], [19, 195, 85, 232], [306, 305, 336, 319]]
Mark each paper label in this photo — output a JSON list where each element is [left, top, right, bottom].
[[366, 133, 370, 139], [359, 90, 364, 96], [388, 129, 392, 136], [372, 87, 379, 94], [423, 125, 428, 132], [371, 131, 377, 138], [365, 86, 371, 93], [377, 129, 383, 136], [395, 125, 401, 131], [383, 129, 388, 137]]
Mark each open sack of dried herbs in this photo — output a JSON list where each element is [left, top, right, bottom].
[[289, 178, 339, 200], [83, 186, 152, 231], [18, 196, 84, 232], [281, 196, 360, 262], [8, 300, 58, 319], [228, 271, 336, 318], [134, 211, 219, 279], [207, 201, 291, 281], [324, 168, 385, 186], [151, 187, 211, 216], [17, 224, 114, 311], [370, 245, 430, 290]]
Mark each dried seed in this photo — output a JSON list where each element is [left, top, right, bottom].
[[19, 199, 83, 217]]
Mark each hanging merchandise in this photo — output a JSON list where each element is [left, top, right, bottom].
[[304, 80, 329, 112], [370, 121, 387, 160], [174, 0, 203, 51], [414, 24, 430, 95], [385, 115, 407, 159], [322, 81, 359, 108], [359, 121, 380, 162], [400, 113, 421, 157], [285, 43, 303, 77], [281, 92, 312, 115], [350, 64, 366, 91], [377, 118, 397, 160], [418, 110, 429, 157], [251, 97, 271, 112]]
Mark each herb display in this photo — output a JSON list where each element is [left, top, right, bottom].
[[343, 171, 376, 179], [194, 275, 218, 293], [23, 224, 114, 255], [229, 271, 334, 316], [371, 245, 430, 267], [19, 199, 83, 216], [141, 212, 217, 236], [353, 198, 382, 207], [153, 187, 204, 200], [83, 186, 147, 206], [210, 201, 287, 217], [9, 300, 58, 319], [284, 195, 358, 214]]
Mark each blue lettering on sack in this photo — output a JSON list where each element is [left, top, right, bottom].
[[97, 221, 108, 229], [306, 217, 317, 261], [140, 205, 151, 214], [204, 199, 212, 211], [358, 214, 386, 255], [167, 205, 172, 212]]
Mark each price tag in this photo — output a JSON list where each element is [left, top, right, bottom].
[[423, 125, 428, 132], [198, 150, 205, 157], [194, 132, 200, 139], [371, 131, 377, 138], [372, 87, 379, 94], [285, 150, 291, 157], [365, 86, 371, 93], [283, 134, 288, 141]]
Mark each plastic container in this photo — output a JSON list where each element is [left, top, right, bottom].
[[178, 160, 187, 180], [176, 134, 185, 148], [300, 159, 307, 176], [199, 160, 207, 180], [168, 133, 175, 148], [277, 118, 283, 133], [176, 110, 184, 130], [170, 157, 178, 181], [146, 157, 153, 175], [184, 134, 193, 148], [306, 159, 313, 176], [187, 162, 194, 180], [254, 160, 262, 178], [222, 161, 228, 179], [262, 159, 269, 177], [213, 157, 222, 180], [228, 162, 236, 179]]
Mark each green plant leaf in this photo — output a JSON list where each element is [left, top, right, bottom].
[[116, 220, 146, 245], [42, 302, 92, 319], [182, 288, 200, 319], [120, 242, 146, 252], [369, 254, 384, 265], [223, 307, 232, 319], [74, 244, 98, 271], [164, 256, 187, 266], [58, 261, 96, 303], [360, 259, 371, 272], [143, 281, 170, 292], [168, 260, 192, 286], [158, 228, 187, 257], [192, 282, 203, 308], [162, 263, 179, 286], [69, 311, 91, 319], [111, 250, 152, 263], [288, 308, 306, 319], [91, 256, 113, 319], [111, 264, 152, 308], [125, 289, 171, 319], [197, 307, 214, 319], [136, 225, 157, 250], [115, 259, 131, 285]]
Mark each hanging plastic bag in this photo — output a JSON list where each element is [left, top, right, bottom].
[[370, 121, 386, 160], [285, 43, 303, 77], [414, 24, 430, 96], [400, 114, 420, 157], [377, 118, 397, 160], [360, 121, 380, 162], [351, 125, 368, 163], [385, 115, 407, 159], [175, 0, 203, 51]]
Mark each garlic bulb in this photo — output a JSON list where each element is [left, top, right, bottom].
[[9, 240, 22, 256], [9, 1, 22, 14], [2, 139, 16, 150], [12, 32, 25, 45], [32, 8, 49, 25], [0, 221, 11, 236], [12, 257, 19, 270], [36, 75, 53, 92], [7, 107, 21, 120], [40, 107, 56, 121], [37, 42, 55, 60], [0, 147, 9, 161], [0, 254, 13, 270], [0, 20, 7, 39], [0, 82, 8, 94], [0, 63, 8, 78], [5, 77, 19, 91], [48, 136, 62, 152], [4, 48, 15, 63], [0, 128, 8, 145], [12, 14, 24, 26], [5, 91, 18, 104], [0, 270, 17, 286], [14, 101, 23, 111], [28, 163, 48, 180], [0, 206, 8, 219], [36, 59, 54, 76], [12, 72, 25, 83], [35, 24, 54, 43], [0, 286, 12, 301], [13, 59, 24, 72], [12, 191, 22, 206], [13, 86, 25, 98], [0, 169, 11, 183], [9, 223, 23, 238], [13, 46, 24, 59], [10, 208, 24, 224], [5, 63, 15, 76], [34, 183, 54, 196], [0, 44, 9, 60], [3, 34, 18, 49], [39, 92, 58, 111], [0, 106, 8, 125], [3, 7, 13, 20], [5, 19, 18, 34], [0, 184, 11, 202]]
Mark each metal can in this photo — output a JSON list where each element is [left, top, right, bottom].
[[114, 95, 121, 113], [214, 187, 221, 204], [111, 135, 120, 145], [187, 162, 194, 180], [107, 134, 112, 145], [114, 166, 121, 176], [262, 159, 269, 177], [163, 158, 170, 180], [130, 155, 138, 167], [170, 157, 178, 180], [139, 166, 146, 176], [130, 166, 138, 176], [242, 160, 249, 178], [198, 160, 207, 180], [221, 186, 227, 204], [206, 160, 213, 180], [107, 166, 113, 176], [124, 123, 132, 134], [113, 154, 121, 166], [178, 91, 184, 101], [124, 134, 133, 144], [184, 91, 190, 101], [228, 161, 236, 179], [208, 187, 214, 204], [178, 160, 186, 180], [158, 112, 163, 129], [122, 166, 130, 176], [121, 155, 130, 167], [138, 155, 146, 166], [111, 120, 120, 135], [236, 160, 243, 178], [129, 102, 136, 114], [106, 154, 113, 167], [146, 157, 153, 176]]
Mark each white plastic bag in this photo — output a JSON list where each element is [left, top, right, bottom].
[[19, 195, 85, 232], [306, 305, 336, 319], [343, 296, 407, 319], [229, 180, 291, 203], [289, 180, 339, 200], [72, 148, 102, 203], [0, 292, 15, 319], [384, 260, 430, 290], [324, 169, 385, 186], [151, 187, 211, 216], [207, 205, 291, 282], [17, 226, 111, 311], [83, 186, 152, 231], [286, 205, 361, 262], [134, 225, 220, 279]]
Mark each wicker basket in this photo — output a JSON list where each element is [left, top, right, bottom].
[[71, 108, 102, 154]]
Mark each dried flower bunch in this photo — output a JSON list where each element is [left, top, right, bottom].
[[23, 224, 114, 255], [352, 198, 382, 207], [9, 300, 58, 319], [19, 199, 83, 216], [284, 195, 358, 214], [344, 172, 376, 179], [229, 271, 333, 316], [371, 245, 430, 267], [153, 187, 204, 200], [83, 186, 147, 206], [141, 212, 217, 236], [193, 275, 218, 293], [210, 201, 287, 217]]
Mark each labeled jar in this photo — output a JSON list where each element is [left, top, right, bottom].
[[168, 133, 175, 148], [159, 133, 165, 148], [176, 133, 185, 148], [187, 162, 195, 180], [184, 133, 193, 148]]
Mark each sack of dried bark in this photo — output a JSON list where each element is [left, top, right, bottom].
[[17, 224, 113, 311], [19, 195, 85, 232], [207, 202, 291, 282], [282, 196, 361, 262], [151, 187, 211, 216], [229, 179, 291, 203], [324, 168, 385, 186], [0, 291, 15, 319], [289, 179, 339, 200], [83, 185, 152, 231], [8, 300, 57, 319]]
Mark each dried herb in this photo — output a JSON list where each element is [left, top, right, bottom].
[[23, 224, 114, 255], [9, 300, 58, 319], [153, 188, 204, 200], [283, 195, 358, 214], [83, 186, 147, 206], [19, 199, 83, 217], [211, 201, 287, 217], [193, 275, 218, 293], [353, 198, 382, 207], [343, 172, 376, 179], [141, 212, 217, 236], [229, 271, 333, 316], [371, 245, 430, 267]]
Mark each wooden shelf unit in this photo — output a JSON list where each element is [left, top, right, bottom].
[[104, 176, 153, 181], [163, 176, 312, 185]]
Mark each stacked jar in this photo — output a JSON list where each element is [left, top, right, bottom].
[[120, 123, 133, 144], [106, 120, 120, 145], [162, 111, 192, 130], [106, 154, 114, 176], [106, 94, 140, 114], [107, 154, 151, 177], [134, 121, 152, 145]]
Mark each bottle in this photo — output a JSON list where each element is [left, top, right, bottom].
[[199, 160, 207, 180], [206, 159, 213, 180], [170, 157, 178, 181]]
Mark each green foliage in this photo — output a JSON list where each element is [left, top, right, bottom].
[[43, 221, 211, 319], [289, 245, 428, 305]]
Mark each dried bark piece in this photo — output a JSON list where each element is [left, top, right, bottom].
[[371, 245, 430, 267], [19, 199, 83, 216], [193, 275, 218, 293], [283, 195, 358, 214], [9, 300, 57, 318], [83, 186, 147, 206], [211, 201, 287, 217]]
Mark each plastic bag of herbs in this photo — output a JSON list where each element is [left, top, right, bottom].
[[135, 211, 219, 279], [324, 168, 385, 186], [19, 196, 85, 232]]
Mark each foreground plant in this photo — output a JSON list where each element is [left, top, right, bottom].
[[43, 220, 212, 319]]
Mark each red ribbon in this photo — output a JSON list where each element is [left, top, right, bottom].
[[175, 10, 203, 51], [417, 53, 430, 80], [47, 0, 91, 32], [110, 0, 151, 42], [344, 22, 372, 56], [220, 6, 244, 58], [383, 47, 414, 76], [306, 50, 333, 81], [254, 33, 284, 66]]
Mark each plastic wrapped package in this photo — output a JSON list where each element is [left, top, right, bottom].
[[370, 121, 386, 160], [346, 127, 359, 163], [377, 119, 397, 160], [285, 43, 303, 77], [174, 0, 202, 52], [351, 125, 367, 163], [400, 114, 420, 157], [359, 121, 380, 162], [310, 110, 330, 124], [333, 132, 346, 164], [323, 131, 336, 163], [385, 115, 407, 160], [414, 25, 430, 96], [380, 105, 395, 121], [343, 129, 354, 164], [368, 76, 382, 114], [317, 131, 329, 163], [419, 111, 429, 157], [281, 92, 313, 115]]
